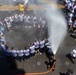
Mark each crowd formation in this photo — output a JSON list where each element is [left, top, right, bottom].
[[0, 10, 55, 70], [1, 38, 54, 61], [0, 12, 47, 31], [0, 0, 76, 70], [1, 37, 55, 69], [0, 12, 50, 60], [64, 0, 76, 33], [64, 0, 76, 63], [0, 11, 47, 46]]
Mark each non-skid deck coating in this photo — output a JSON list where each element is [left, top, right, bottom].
[[0, 1, 76, 75]]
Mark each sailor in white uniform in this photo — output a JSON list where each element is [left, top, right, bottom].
[[17, 50, 24, 61], [24, 48, 30, 60], [39, 39, 45, 54], [0, 34, 6, 43], [29, 43, 35, 57], [11, 49, 17, 58], [17, 50, 24, 57], [34, 40, 39, 54], [0, 41, 6, 50], [19, 13, 24, 22], [71, 49, 76, 60], [6, 21, 12, 30]]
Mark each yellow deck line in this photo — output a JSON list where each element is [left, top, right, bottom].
[[0, 3, 65, 11]]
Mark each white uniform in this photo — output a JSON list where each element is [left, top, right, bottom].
[[67, 2, 72, 9], [9, 16, 13, 22], [17, 50, 24, 57], [0, 21, 3, 26], [71, 0, 75, 5], [71, 49, 76, 57], [24, 15, 26, 20], [29, 45, 35, 54], [71, 0, 75, 1], [68, 13, 73, 19], [6, 22, 11, 28], [40, 40, 45, 48], [73, 20, 76, 26], [0, 36, 6, 42], [14, 14, 19, 22], [68, 18, 73, 25], [33, 16, 37, 21], [0, 31, 3, 37], [4, 17, 9, 23], [42, 20, 46, 26], [65, 0, 70, 4], [73, 5, 76, 13], [19, 14, 24, 22], [73, 5, 76, 10], [1, 43, 6, 50], [11, 50, 17, 57], [34, 41, 39, 49], [26, 15, 30, 23], [24, 49, 30, 56], [6, 50, 13, 56]]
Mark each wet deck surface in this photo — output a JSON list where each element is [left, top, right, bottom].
[[0, 33, 76, 75], [0, 3, 76, 75]]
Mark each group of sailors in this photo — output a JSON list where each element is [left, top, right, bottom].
[[64, 0, 76, 32], [0, 12, 47, 31], [63, 0, 76, 62], [0, 11, 49, 62], [0, 38, 53, 61]]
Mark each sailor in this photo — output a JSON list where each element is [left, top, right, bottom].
[[24, 47, 30, 60], [0, 34, 6, 43], [17, 50, 24, 57], [71, 49, 76, 57], [26, 15, 30, 23], [19, 13, 24, 22], [0, 41, 6, 50], [71, 49, 76, 61], [39, 39, 45, 54], [29, 43, 35, 57], [6, 21, 12, 30], [34, 40, 39, 54], [17, 49, 24, 61], [11, 49, 17, 58], [0, 31, 3, 38], [14, 14, 19, 23]]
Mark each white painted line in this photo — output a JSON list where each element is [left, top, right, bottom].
[[25, 26, 27, 28], [65, 62, 69, 65]]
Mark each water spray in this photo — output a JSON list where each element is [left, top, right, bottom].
[[23, 0, 67, 55], [45, 0, 67, 54], [24, 0, 29, 5], [34, 0, 67, 55]]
